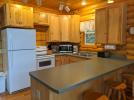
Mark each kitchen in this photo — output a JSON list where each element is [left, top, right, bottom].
[[0, 0, 134, 100]]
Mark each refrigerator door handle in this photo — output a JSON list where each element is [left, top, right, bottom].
[[8, 33, 13, 51], [9, 33, 14, 69]]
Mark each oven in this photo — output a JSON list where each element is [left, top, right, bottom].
[[36, 55, 55, 70]]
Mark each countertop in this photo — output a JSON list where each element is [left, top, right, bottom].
[[30, 57, 134, 94]]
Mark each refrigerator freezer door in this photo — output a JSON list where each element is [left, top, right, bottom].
[[7, 50, 36, 93], [2, 28, 36, 50]]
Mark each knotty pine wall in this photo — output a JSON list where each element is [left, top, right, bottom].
[[76, 1, 134, 60]]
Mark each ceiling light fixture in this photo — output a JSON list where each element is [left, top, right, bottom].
[[36, 0, 42, 6], [58, 1, 71, 13], [65, 6, 70, 12], [82, 0, 87, 6], [59, 2, 64, 11], [107, 0, 114, 3]]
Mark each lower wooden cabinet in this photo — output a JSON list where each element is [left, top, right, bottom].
[[55, 55, 89, 67], [55, 56, 62, 66], [55, 55, 70, 66]]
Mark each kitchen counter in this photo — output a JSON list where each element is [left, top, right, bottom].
[[30, 57, 134, 94]]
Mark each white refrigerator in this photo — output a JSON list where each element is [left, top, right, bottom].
[[1, 28, 36, 94]]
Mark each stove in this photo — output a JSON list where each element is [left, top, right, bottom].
[[36, 46, 48, 57], [36, 46, 55, 70]]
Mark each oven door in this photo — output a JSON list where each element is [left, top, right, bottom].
[[36, 57, 55, 70]]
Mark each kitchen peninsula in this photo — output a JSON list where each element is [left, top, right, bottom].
[[30, 57, 134, 100]]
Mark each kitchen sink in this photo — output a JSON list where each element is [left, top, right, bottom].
[[73, 52, 97, 57]]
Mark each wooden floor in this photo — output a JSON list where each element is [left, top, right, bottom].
[[0, 89, 31, 100]]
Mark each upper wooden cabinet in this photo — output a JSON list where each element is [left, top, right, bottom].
[[70, 15, 80, 43], [60, 15, 71, 42], [34, 11, 49, 25], [95, 8, 108, 44], [49, 14, 60, 42], [0, 3, 33, 28], [95, 3, 126, 44], [108, 4, 126, 44], [48, 15, 80, 43]]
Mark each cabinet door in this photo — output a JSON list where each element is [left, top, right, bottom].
[[49, 14, 60, 42], [23, 6, 33, 28], [34, 11, 48, 25], [6, 4, 33, 28], [108, 4, 126, 44], [95, 8, 108, 44], [6, 4, 22, 27], [70, 15, 80, 43], [55, 56, 62, 67], [60, 15, 71, 42], [62, 55, 70, 65]]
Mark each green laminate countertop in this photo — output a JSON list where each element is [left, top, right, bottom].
[[30, 57, 134, 94]]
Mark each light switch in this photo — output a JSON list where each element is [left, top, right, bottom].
[[105, 45, 116, 50], [130, 27, 134, 35]]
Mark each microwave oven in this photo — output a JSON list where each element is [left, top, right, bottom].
[[59, 45, 73, 53]]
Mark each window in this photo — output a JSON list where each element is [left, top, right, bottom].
[[80, 19, 95, 45], [85, 30, 95, 45]]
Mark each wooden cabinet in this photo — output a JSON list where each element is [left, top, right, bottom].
[[55, 55, 70, 66], [62, 55, 70, 65], [69, 56, 87, 63], [108, 4, 126, 44], [48, 15, 80, 43], [55, 55, 62, 66], [60, 15, 71, 42], [95, 8, 108, 44], [95, 3, 126, 44], [55, 55, 88, 67], [0, 3, 33, 28], [34, 11, 49, 25], [70, 15, 80, 43], [49, 14, 60, 42]]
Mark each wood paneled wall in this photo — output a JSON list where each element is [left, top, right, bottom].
[[126, 2, 134, 60], [77, 1, 134, 60]]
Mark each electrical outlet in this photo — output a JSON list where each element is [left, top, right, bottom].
[[104, 45, 116, 50], [130, 27, 134, 35]]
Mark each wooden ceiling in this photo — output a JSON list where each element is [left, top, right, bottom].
[[10, 0, 107, 10]]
